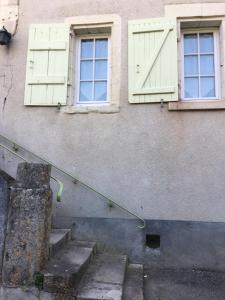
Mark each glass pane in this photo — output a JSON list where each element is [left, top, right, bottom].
[[200, 77, 215, 98], [79, 82, 93, 102], [95, 39, 108, 58], [95, 60, 108, 80], [184, 34, 198, 54], [81, 39, 94, 59], [200, 33, 214, 53], [184, 78, 199, 98], [200, 55, 214, 75], [94, 81, 107, 101], [80, 61, 93, 80], [184, 55, 198, 76]]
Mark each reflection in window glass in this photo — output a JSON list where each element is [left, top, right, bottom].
[[81, 39, 93, 59], [94, 82, 107, 101], [199, 33, 214, 53], [200, 77, 215, 98], [184, 34, 198, 54], [184, 78, 199, 98], [184, 56, 198, 76]]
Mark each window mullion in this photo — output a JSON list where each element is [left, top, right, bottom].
[[213, 32, 217, 98], [92, 39, 95, 102], [197, 34, 201, 99]]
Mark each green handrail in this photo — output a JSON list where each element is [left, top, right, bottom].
[[0, 134, 145, 229]]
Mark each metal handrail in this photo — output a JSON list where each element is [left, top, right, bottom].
[[0, 134, 145, 229]]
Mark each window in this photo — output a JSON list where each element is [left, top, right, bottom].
[[182, 30, 220, 101], [77, 37, 110, 104]]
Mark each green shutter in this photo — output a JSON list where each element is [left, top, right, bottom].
[[24, 24, 70, 106], [128, 18, 178, 103]]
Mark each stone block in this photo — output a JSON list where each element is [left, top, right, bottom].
[[16, 162, 51, 189], [2, 163, 52, 287], [0, 171, 15, 283]]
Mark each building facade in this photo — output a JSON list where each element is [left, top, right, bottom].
[[1, 0, 225, 270]]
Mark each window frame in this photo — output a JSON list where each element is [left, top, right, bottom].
[[75, 34, 111, 106], [62, 14, 121, 114], [181, 28, 221, 101]]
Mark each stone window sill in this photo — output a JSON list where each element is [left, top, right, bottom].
[[168, 100, 225, 111], [62, 104, 120, 114]]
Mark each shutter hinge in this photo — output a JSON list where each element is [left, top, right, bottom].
[[57, 102, 61, 111]]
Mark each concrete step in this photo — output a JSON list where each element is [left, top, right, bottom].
[[49, 228, 71, 257], [123, 264, 144, 300], [42, 240, 96, 295], [75, 253, 128, 300]]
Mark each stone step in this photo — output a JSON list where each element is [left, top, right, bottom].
[[42, 240, 96, 295], [75, 253, 128, 300], [123, 264, 144, 300], [49, 228, 71, 257]]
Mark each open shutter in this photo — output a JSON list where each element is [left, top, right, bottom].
[[128, 18, 178, 103], [24, 24, 70, 106]]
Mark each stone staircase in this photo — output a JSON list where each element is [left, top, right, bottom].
[[41, 228, 144, 300], [0, 164, 143, 299]]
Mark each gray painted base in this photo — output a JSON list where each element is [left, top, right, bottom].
[[144, 268, 225, 300], [53, 217, 225, 271]]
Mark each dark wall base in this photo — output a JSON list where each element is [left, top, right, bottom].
[[53, 217, 225, 271]]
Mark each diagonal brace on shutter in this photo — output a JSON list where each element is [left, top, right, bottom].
[[136, 26, 173, 91]]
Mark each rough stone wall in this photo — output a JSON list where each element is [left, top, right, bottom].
[[0, 163, 52, 287], [0, 171, 14, 283]]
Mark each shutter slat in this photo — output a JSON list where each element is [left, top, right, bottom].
[[28, 76, 65, 84], [29, 41, 67, 50], [128, 18, 178, 103]]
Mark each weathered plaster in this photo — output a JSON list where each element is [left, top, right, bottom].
[[0, 0, 18, 35], [0, 0, 225, 223]]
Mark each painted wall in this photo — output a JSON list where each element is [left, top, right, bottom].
[[0, 0, 225, 224]]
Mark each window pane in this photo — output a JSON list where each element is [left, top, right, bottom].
[[184, 78, 199, 98], [184, 34, 198, 54], [95, 39, 108, 58], [184, 55, 198, 76], [200, 33, 214, 53], [79, 82, 93, 102], [80, 61, 93, 80], [200, 77, 215, 98], [200, 55, 214, 75], [94, 81, 107, 101], [95, 60, 108, 80], [81, 39, 93, 59]]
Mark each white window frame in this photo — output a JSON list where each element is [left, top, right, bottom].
[[181, 28, 220, 101], [75, 34, 111, 106]]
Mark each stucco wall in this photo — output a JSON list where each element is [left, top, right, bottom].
[[0, 0, 225, 223]]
